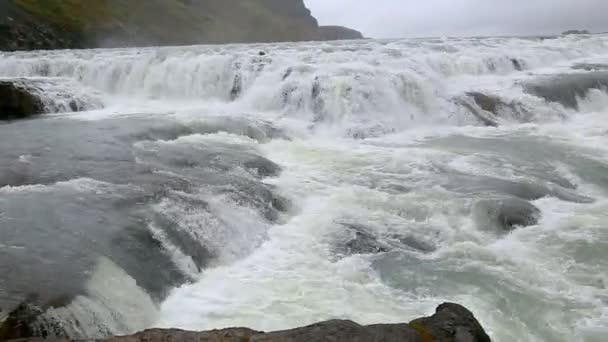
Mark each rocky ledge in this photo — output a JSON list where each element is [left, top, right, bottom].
[[5, 303, 491, 341], [0, 78, 104, 120], [0, 80, 45, 120]]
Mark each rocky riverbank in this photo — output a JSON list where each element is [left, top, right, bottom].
[[3, 303, 491, 341]]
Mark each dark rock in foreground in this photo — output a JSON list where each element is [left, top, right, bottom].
[[5, 303, 489, 341], [0, 80, 45, 120], [410, 303, 491, 342]]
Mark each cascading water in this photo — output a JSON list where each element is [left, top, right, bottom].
[[1, 34, 608, 342]]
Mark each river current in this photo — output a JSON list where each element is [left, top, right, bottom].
[[1, 35, 608, 341]]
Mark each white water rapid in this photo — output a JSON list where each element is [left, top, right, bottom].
[[1, 35, 608, 342]]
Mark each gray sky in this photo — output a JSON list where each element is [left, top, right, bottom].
[[304, 0, 608, 38]]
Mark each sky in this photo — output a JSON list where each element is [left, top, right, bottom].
[[304, 0, 608, 38]]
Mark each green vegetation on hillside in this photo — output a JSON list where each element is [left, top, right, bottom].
[[2, 0, 361, 50]]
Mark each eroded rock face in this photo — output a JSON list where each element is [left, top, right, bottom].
[[5, 303, 489, 341]]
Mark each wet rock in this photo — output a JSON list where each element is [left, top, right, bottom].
[[525, 72, 608, 108], [0, 295, 73, 340], [0, 80, 45, 120], [282, 67, 293, 80], [409, 303, 491, 342], [511, 58, 523, 71], [243, 156, 282, 178], [446, 174, 593, 204], [12, 303, 489, 341], [230, 73, 242, 100], [467, 92, 501, 115], [336, 224, 390, 256], [395, 235, 436, 253], [0, 300, 44, 340], [572, 63, 608, 71], [473, 198, 541, 232], [462, 92, 531, 125], [0, 78, 103, 120], [103, 320, 420, 342], [345, 231, 390, 255]]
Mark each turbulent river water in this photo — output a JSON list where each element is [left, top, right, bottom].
[[1, 35, 608, 342]]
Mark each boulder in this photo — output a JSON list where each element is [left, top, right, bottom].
[[410, 303, 491, 342], [473, 198, 541, 232], [0, 80, 45, 120]]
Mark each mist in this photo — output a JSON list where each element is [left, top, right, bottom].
[[305, 0, 608, 38]]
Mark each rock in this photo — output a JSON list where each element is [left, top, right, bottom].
[[318, 26, 364, 40], [572, 63, 608, 71], [243, 156, 282, 178], [510, 58, 523, 71], [0, 301, 44, 340], [345, 231, 390, 255], [0, 80, 45, 120], [525, 71, 608, 108], [409, 303, 491, 342], [106, 320, 422, 342], [5, 303, 491, 341], [473, 198, 541, 232], [337, 223, 390, 256], [462, 92, 532, 126], [395, 235, 436, 253], [0, 78, 104, 120]]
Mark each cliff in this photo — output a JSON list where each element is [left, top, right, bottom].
[[0, 0, 363, 50], [318, 26, 364, 40]]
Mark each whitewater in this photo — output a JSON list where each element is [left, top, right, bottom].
[[1, 35, 608, 342]]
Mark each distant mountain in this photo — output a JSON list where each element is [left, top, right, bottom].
[[562, 30, 591, 35], [0, 0, 363, 50]]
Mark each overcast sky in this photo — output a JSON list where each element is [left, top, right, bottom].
[[304, 0, 608, 38]]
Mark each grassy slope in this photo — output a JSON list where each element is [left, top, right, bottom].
[[12, 0, 320, 46]]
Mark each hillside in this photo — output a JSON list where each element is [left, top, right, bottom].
[[0, 0, 363, 50]]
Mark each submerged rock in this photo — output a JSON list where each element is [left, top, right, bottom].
[[524, 71, 608, 108], [461, 92, 531, 126], [473, 198, 541, 232], [0, 80, 45, 120], [335, 223, 390, 256], [8, 303, 489, 341], [345, 231, 390, 255]]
